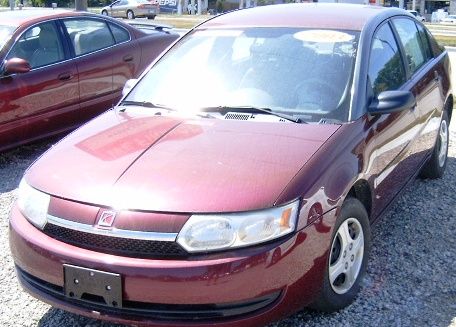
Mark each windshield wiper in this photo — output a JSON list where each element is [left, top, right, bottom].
[[119, 100, 176, 112], [199, 105, 302, 123], [119, 100, 215, 119]]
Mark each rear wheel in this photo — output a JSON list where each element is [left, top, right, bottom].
[[127, 10, 135, 19], [101, 10, 108, 15], [147, 15, 156, 19], [310, 197, 371, 312], [419, 110, 449, 179]]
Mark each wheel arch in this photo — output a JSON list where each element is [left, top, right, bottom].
[[346, 179, 372, 219]]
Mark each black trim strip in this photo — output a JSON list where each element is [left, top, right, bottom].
[[17, 266, 281, 321]]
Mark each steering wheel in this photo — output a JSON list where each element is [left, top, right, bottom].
[[294, 78, 341, 112]]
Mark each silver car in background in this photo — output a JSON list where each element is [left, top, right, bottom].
[[101, 0, 160, 20]]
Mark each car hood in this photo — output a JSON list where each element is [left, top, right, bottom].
[[26, 110, 340, 213]]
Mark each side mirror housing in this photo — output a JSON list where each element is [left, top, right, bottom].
[[3, 58, 31, 75], [368, 90, 416, 115], [122, 78, 138, 97]]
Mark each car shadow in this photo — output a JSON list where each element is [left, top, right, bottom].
[[38, 308, 127, 327], [0, 139, 55, 193]]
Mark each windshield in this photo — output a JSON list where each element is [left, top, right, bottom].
[[126, 27, 359, 123], [0, 25, 15, 52]]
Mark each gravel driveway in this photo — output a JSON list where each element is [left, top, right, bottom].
[[1, 76, 456, 327]]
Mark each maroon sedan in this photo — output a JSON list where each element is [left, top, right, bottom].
[[0, 9, 178, 152], [9, 4, 452, 327]]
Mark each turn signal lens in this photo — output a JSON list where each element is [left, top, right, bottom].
[[17, 178, 50, 229]]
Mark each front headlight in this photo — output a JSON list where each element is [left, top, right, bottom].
[[17, 178, 50, 229], [177, 200, 300, 253]]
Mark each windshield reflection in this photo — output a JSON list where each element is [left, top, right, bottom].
[[126, 28, 359, 123], [0, 25, 15, 52]]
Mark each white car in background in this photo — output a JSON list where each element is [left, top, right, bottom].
[[407, 10, 426, 22], [441, 14, 456, 23]]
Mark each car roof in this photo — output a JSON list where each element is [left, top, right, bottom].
[[0, 9, 97, 28], [200, 3, 406, 31]]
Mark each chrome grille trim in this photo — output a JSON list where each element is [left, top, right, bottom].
[[46, 215, 178, 242]]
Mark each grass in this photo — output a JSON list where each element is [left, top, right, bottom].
[[434, 34, 456, 47]]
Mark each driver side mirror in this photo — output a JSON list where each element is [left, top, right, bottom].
[[368, 90, 416, 115], [3, 58, 31, 75]]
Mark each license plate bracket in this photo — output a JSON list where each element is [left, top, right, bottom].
[[64, 264, 122, 308]]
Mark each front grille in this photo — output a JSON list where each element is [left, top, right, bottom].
[[17, 266, 281, 322], [43, 224, 188, 258]]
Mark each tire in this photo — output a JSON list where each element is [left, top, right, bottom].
[[147, 15, 156, 19], [127, 10, 135, 19], [419, 110, 449, 179], [310, 197, 371, 312], [101, 10, 108, 15]]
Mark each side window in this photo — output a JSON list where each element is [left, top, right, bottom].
[[392, 18, 427, 75], [368, 23, 406, 96], [63, 19, 115, 56], [109, 23, 130, 43], [416, 23, 433, 60], [7, 22, 64, 69]]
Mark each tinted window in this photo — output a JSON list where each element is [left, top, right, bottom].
[[368, 23, 406, 96], [392, 18, 427, 75], [109, 23, 130, 43], [63, 19, 115, 56], [7, 22, 64, 69]]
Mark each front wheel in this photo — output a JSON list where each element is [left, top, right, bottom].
[[310, 197, 371, 312], [419, 110, 449, 179], [127, 10, 135, 19], [101, 10, 108, 15], [147, 15, 156, 19]]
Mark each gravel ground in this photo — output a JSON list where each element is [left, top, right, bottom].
[[2, 80, 456, 327]]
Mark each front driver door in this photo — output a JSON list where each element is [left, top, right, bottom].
[[367, 21, 420, 217], [0, 20, 80, 150]]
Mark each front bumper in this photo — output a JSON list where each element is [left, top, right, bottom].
[[9, 205, 336, 326]]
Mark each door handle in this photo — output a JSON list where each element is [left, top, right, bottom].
[[434, 70, 440, 82], [58, 72, 72, 81], [123, 55, 134, 62]]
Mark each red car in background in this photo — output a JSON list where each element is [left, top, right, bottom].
[[0, 9, 178, 152]]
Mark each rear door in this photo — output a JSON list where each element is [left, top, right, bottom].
[[112, 0, 129, 18], [62, 18, 141, 122], [391, 18, 444, 161], [107, 22, 141, 98], [0, 20, 80, 149]]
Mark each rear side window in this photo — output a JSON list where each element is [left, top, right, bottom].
[[63, 19, 115, 56], [109, 23, 130, 43], [392, 18, 427, 75], [368, 23, 406, 96]]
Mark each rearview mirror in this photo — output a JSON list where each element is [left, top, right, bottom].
[[368, 90, 416, 115], [3, 58, 31, 75], [122, 79, 138, 97]]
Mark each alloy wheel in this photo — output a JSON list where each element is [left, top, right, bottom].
[[329, 218, 364, 294], [438, 118, 448, 167]]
